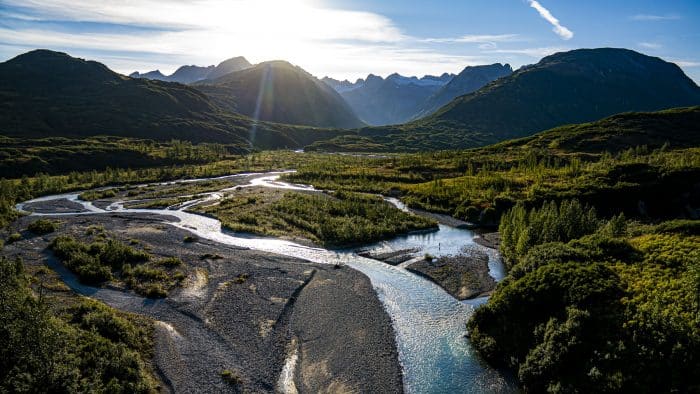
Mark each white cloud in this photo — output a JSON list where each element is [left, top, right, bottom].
[[638, 42, 662, 50], [0, 0, 553, 79], [527, 0, 574, 40], [631, 14, 681, 21]]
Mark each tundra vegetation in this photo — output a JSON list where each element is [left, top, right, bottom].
[[0, 107, 698, 392]]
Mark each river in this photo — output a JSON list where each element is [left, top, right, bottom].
[[17, 172, 517, 393]]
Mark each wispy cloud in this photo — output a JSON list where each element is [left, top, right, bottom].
[[673, 60, 700, 68], [638, 42, 662, 50], [484, 46, 570, 58], [422, 34, 520, 44], [631, 14, 681, 21], [526, 0, 574, 40]]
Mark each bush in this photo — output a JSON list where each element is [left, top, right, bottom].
[[183, 235, 197, 243], [221, 370, 242, 386], [157, 256, 183, 267], [481, 207, 498, 226], [0, 257, 157, 392], [141, 283, 167, 298], [7, 233, 21, 244], [463, 206, 480, 223], [99, 239, 149, 270], [27, 219, 58, 235]]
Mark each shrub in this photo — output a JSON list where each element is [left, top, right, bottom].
[[481, 207, 498, 226], [27, 219, 58, 235], [463, 206, 480, 223], [141, 283, 167, 298], [183, 235, 197, 243], [7, 233, 21, 244], [221, 370, 242, 386], [129, 266, 169, 282], [99, 239, 149, 270], [157, 256, 183, 267]]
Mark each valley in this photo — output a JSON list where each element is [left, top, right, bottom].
[[1, 31, 699, 394]]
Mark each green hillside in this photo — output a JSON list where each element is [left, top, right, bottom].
[[309, 48, 700, 152], [0, 50, 341, 150]]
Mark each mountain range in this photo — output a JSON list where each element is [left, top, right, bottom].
[[322, 64, 513, 126], [312, 48, 700, 151], [130, 56, 252, 84], [322, 73, 453, 125], [0, 50, 342, 149], [1, 47, 699, 153]]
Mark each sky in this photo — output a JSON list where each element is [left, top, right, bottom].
[[1, 0, 699, 82]]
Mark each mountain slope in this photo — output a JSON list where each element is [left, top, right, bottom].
[[330, 73, 453, 126], [0, 50, 341, 149], [195, 61, 364, 129], [317, 48, 700, 152], [429, 48, 700, 140], [411, 63, 512, 120]]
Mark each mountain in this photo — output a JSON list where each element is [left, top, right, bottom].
[[411, 63, 512, 120], [205, 56, 252, 80], [130, 56, 252, 84], [194, 61, 364, 129], [0, 50, 341, 149], [317, 48, 700, 152], [129, 70, 168, 80], [327, 73, 454, 126], [428, 48, 700, 140], [168, 65, 215, 84], [321, 77, 357, 93]]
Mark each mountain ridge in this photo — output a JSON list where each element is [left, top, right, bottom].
[[130, 56, 252, 84], [316, 48, 700, 151], [194, 60, 365, 129], [0, 50, 341, 149]]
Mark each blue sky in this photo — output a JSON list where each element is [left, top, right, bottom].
[[1, 0, 698, 82]]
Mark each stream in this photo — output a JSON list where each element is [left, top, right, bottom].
[[17, 172, 517, 393]]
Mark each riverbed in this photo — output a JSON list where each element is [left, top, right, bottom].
[[16, 172, 517, 393]]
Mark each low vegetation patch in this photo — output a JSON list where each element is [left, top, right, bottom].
[[78, 188, 117, 201], [27, 218, 58, 235], [199, 188, 436, 246], [0, 256, 158, 392], [50, 234, 185, 297]]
